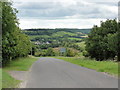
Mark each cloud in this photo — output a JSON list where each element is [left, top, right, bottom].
[[13, 1, 118, 19], [12, 0, 118, 29]]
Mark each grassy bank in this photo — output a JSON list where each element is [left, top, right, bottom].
[[2, 56, 39, 88], [2, 70, 20, 88], [3, 56, 39, 71], [0, 69, 2, 90], [55, 57, 118, 76]]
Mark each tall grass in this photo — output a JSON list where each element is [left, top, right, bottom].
[[4, 56, 39, 71], [55, 57, 118, 76]]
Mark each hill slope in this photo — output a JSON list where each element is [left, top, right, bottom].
[[22, 28, 91, 49]]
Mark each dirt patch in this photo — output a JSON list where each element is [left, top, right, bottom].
[[8, 71, 28, 88]]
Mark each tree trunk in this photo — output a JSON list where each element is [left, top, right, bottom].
[[118, 51, 120, 61]]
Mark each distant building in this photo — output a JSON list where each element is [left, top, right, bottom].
[[35, 41, 41, 45], [46, 42, 50, 44]]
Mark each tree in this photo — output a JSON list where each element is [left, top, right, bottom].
[[65, 48, 76, 57], [46, 48, 55, 56], [85, 19, 118, 61], [2, 1, 32, 65]]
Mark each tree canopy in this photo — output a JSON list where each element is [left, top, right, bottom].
[[2, 1, 32, 65], [85, 19, 119, 61]]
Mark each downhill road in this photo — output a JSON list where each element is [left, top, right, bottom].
[[26, 57, 118, 88]]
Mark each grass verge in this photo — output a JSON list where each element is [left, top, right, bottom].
[[2, 56, 39, 88], [3, 56, 39, 71], [2, 70, 21, 88], [0, 69, 2, 89], [54, 57, 118, 77]]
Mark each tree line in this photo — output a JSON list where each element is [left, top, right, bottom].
[[2, 1, 32, 66], [35, 47, 79, 57], [24, 28, 91, 35], [85, 19, 119, 61]]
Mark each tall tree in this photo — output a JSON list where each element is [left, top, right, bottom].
[[85, 19, 118, 61], [2, 1, 31, 65]]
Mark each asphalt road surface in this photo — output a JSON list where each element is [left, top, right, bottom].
[[26, 57, 118, 88]]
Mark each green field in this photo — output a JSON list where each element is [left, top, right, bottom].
[[52, 31, 77, 37], [68, 38, 81, 40], [2, 56, 39, 88], [29, 35, 50, 39], [55, 57, 118, 76]]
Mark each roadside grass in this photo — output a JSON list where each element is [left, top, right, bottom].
[[0, 69, 2, 89], [2, 56, 39, 88], [2, 70, 21, 88], [54, 57, 118, 76], [3, 56, 39, 71]]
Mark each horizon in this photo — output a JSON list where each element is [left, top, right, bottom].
[[22, 27, 92, 30]]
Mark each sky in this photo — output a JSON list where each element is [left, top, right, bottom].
[[11, 0, 119, 29]]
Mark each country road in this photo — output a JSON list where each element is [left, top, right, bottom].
[[26, 57, 118, 88]]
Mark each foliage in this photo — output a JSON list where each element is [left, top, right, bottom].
[[46, 48, 55, 56], [83, 51, 89, 57], [2, 1, 32, 65], [23, 28, 90, 56], [23, 28, 90, 51], [85, 19, 118, 61], [65, 48, 77, 57], [76, 41, 86, 51], [34, 47, 80, 57]]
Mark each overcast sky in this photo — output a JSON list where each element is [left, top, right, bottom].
[[12, 0, 119, 29]]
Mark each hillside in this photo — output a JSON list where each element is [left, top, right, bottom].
[[23, 28, 91, 45], [22, 28, 91, 56]]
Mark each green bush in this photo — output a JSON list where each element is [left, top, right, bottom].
[[46, 48, 55, 56], [83, 51, 89, 57], [65, 48, 77, 57]]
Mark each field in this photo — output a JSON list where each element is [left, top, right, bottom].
[[23, 28, 90, 54], [23, 28, 90, 44], [55, 57, 118, 76], [68, 38, 82, 40], [52, 31, 77, 37]]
